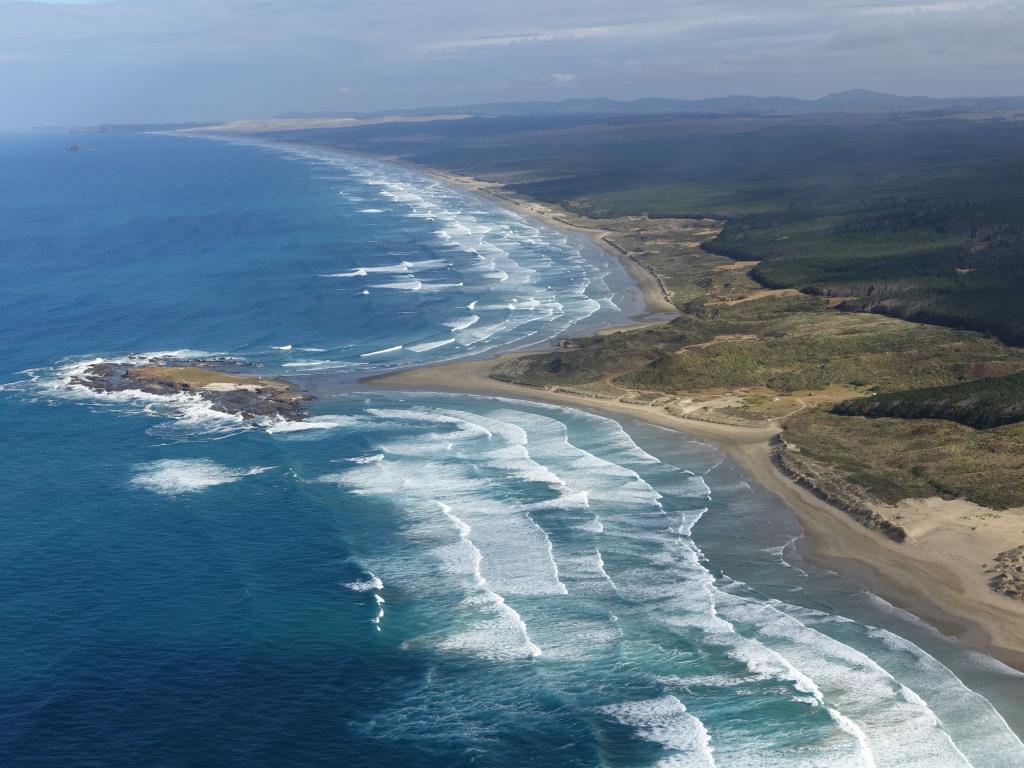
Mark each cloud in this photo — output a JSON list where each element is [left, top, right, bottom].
[[547, 72, 576, 85], [1, 0, 1024, 129]]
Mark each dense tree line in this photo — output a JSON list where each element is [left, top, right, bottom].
[[834, 373, 1024, 429]]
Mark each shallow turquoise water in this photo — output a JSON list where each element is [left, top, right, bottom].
[[1, 132, 1022, 767]]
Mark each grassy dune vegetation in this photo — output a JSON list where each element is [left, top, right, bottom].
[[782, 412, 1024, 510], [502, 296, 1024, 395]]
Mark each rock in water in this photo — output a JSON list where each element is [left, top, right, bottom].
[[71, 360, 312, 422]]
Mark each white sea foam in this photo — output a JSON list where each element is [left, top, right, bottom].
[[526, 489, 590, 511], [444, 315, 480, 331], [365, 407, 493, 437], [360, 345, 403, 357], [347, 453, 385, 464], [345, 572, 386, 632], [326, 268, 368, 277], [328, 409, 571, 601], [408, 338, 458, 353], [266, 415, 366, 434], [282, 359, 337, 367], [130, 459, 273, 495], [271, 344, 293, 350], [787, 604, 1024, 766], [601, 697, 716, 768], [372, 279, 422, 291], [447, 400, 901, 764], [325, 259, 450, 278], [344, 574, 383, 592], [436, 501, 542, 659], [715, 593, 974, 767], [672, 507, 709, 538], [592, 549, 617, 590], [415, 281, 464, 291]]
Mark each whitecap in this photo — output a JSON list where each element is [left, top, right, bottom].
[[600, 697, 716, 768], [130, 459, 273, 496], [344, 574, 384, 592], [348, 453, 385, 464], [266, 415, 366, 434], [444, 315, 480, 331], [282, 359, 336, 367], [360, 345, 403, 357], [408, 338, 458, 353], [372, 280, 422, 291], [436, 501, 543, 659]]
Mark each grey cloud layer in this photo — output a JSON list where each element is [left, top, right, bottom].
[[1, 0, 1022, 128]]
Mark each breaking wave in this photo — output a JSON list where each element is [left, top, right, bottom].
[[130, 459, 273, 495]]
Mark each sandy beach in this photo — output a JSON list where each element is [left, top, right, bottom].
[[365, 352, 1024, 671], [320, 148, 1024, 671]]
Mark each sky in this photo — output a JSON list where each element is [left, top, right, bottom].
[[2, 0, 1023, 129]]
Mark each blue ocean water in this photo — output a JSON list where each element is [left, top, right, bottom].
[[1, 132, 1023, 767]]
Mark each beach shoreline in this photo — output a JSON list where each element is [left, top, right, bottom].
[[405, 163, 679, 317], [327, 149, 680, 318], [287, 143, 1024, 671], [428, 170, 679, 316], [363, 355, 1024, 671]]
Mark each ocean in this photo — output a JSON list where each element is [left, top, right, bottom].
[[1, 131, 1023, 767]]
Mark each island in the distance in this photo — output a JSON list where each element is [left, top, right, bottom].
[[73, 361, 312, 422]]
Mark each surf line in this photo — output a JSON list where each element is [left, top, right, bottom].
[[360, 345, 403, 358], [437, 501, 543, 658]]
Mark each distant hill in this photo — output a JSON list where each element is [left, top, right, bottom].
[[58, 90, 1024, 134], [280, 89, 1024, 121]]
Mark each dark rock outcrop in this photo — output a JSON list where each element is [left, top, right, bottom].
[[71, 360, 312, 422]]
